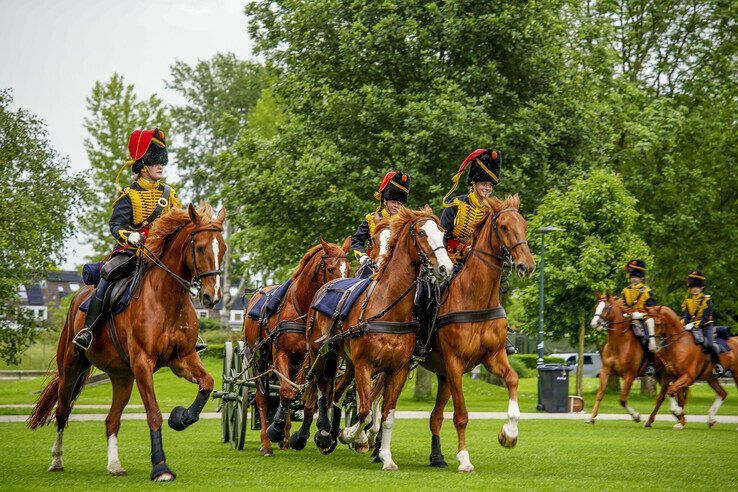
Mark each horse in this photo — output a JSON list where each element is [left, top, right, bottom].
[[421, 194, 535, 473], [243, 238, 351, 456], [28, 203, 226, 481], [586, 293, 668, 425], [296, 206, 453, 470], [644, 305, 738, 429]]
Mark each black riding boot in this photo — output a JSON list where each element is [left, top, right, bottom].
[[704, 327, 723, 376], [645, 351, 655, 376], [73, 279, 108, 351]]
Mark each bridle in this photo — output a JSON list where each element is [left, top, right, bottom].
[[592, 297, 632, 332], [468, 207, 528, 272], [141, 223, 224, 296], [408, 217, 447, 271]]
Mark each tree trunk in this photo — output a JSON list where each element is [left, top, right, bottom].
[[576, 317, 585, 397], [219, 219, 231, 330], [607, 374, 621, 393], [640, 375, 657, 396], [414, 366, 433, 399]]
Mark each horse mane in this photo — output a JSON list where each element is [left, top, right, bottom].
[[375, 206, 437, 279], [291, 245, 323, 279], [469, 194, 521, 247], [147, 202, 216, 258]]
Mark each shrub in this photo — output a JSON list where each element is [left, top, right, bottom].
[[198, 317, 224, 331]]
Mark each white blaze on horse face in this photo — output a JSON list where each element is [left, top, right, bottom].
[[591, 301, 606, 329], [212, 238, 221, 301], [339, 260, 348, 278], [377, 229, 392, 265], [420, 220, 453, 275]]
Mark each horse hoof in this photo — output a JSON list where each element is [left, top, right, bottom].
[[48, 465, 64, 472], [315, 430, 334, 452], [354, 442, 370, 454], [168, 406, 190, 431], [150, 462, 176, 481], [338, 429, 350, 445], [498, 430, 517, 449], [259, 447, 273, 457], [458, 465, 475, 473], [108, 464, 127, 476], [708, 419, 717, 428], [633, 414, 641, 423], [266, 422, 286, 443], [382, 462, 399, 471], [644, 422, 653, 428], [429, 455, 448, 468], [279, 438, 290, 450], [585, 418, 596, 425], [673, 423, 684, 430], [289, 432, 309, 451]]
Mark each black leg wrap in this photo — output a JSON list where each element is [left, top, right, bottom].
[[289, 419, 311, 451], [168, 390, 208, 431], [330, 404, 342, 439], [150, 429, 166, 465], [266, 399, 288, 443], [429, 434, 448, 467], [316, 396, 329, 432], [372, 428, 383, 463]]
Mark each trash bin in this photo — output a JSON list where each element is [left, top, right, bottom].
[[536, 364, 572, 413]]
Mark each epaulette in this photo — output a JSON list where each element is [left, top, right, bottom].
[[111, 187, 132, 207]]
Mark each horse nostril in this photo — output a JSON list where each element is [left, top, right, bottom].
[[202, 293, 213, 306], [439, 265, 447, 275]]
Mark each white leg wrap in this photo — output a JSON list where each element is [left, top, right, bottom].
[[367, 399, 382, 446], [107, 434, 125, 475], [669, 396, 683, 417], [379, 410, 398, 471], [503, 399, 520, 439], [625, 404, 640, 421], [49, 430, 64, 471], [456, 449, 475, 472], [708, 396, 723, 420], [646, 318, 657, 352]]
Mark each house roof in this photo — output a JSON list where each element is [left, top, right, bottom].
[[45, 270, 83, 282], [25, 285, 45, 306]]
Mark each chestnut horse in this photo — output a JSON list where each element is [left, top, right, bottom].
[[28, 203, 226, 481], [644, 305, 738, 429], [243, 238, 351, 456], [586, 294, 669, 424], [298, 206, 453, 470], [421, 195, 535, 472]]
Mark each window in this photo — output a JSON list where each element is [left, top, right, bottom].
[[40, 280, 47, 288], [18, 285, 27, 301], [196, 309, 209, 318], [566, 356, 576, 365], [23, 306, 47, 321], [69, 283, 80, 292], [583, 355, 593, 365], [57, 285, 64, 292], [230, 310, 243, 323]]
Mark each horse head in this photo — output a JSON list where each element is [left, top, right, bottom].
[[185, 203, 227, 308], [590, 292, 626, 330], [316, 237, 352, 281], [478, 195, 535, 277], [382, 205, 453, 283]]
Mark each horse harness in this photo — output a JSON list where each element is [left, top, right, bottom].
[[321, 218, 441, 348], [436, 207, 524, 329]]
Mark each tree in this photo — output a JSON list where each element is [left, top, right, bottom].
[[81, 74, 170, 259], [167, 54, 267, 322], [0, 89, 79, 364], [518, 170, 651, 396]]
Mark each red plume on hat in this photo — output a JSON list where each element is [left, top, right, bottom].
[[442, 148, 500, 207], [115, 128, 167, 193]]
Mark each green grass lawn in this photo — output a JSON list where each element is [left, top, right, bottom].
[[2, 354, 738, 418], [2, 418, 736, 491]]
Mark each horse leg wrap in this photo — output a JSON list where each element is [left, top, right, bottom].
[[266, 399, 288, 442], [289, 419, 311, 451], [168, 391, 208, 431], [330, 404, 342, 439], [429, 434, 448, 467], [150, 462, 176, 481], [316, 396, 329, 432], [371, 428, 383, 463], [150, 429, 166, 465]]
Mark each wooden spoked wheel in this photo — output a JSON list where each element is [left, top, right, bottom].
[[229, 341, 250, 450]]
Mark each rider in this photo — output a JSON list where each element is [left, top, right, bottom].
[[351, 171, 411, 278], [73, 128, 182, 351], [440, 148, 515, 355], [621, 260, 657, 376], [681, 270, 723, 376]]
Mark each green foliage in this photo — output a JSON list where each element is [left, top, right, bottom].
[[197, 316, 224, 332], [0, 89, 79, 365], [518, 170, 651, 347], [47, 293, 75, 332], [81, 74, 170, 260], [167, 53, 266, 201], [511, 354, 566, 371]]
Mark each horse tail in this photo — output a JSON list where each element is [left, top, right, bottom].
[[28, 293, 92, 430]]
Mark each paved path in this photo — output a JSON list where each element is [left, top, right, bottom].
[[2, 409, 738, 424]]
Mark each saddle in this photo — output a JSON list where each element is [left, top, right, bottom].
[[247, 279, 293, 321], [79, 257, 146, 317], [629, 320, 649, 348], [311, 278, 372, 320], [691, 326, 733, 353]]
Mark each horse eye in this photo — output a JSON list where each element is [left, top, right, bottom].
[[328, 268, 335, 274], [419, 230, 427, 237], [501, 225, 508, 232], [197, 246, 205, 254]]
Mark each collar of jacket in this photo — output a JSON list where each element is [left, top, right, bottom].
[[136, 177, 161, 190]]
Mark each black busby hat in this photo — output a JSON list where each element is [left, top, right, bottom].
[[625, 259, 647, 278], [375, 171, 411, 204], [686, 270, 706, 288], [466, 149, 501, 186], [131, 128, 168, 174]]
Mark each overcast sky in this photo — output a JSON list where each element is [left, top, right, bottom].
[[0, 0, 255, 268]]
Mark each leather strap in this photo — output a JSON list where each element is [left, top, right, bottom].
[[325, 320, 419, 346], [275, 321, 307, 335], [437, 306, 507, 328], [107, 315, 130, 368]]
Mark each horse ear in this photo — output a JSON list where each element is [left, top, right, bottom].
[[216, 207, 227, 224], [341, 235, 352, 253], [320, 237, 330, 253], [188, 203, 200, 225], [422, 204, 434, 215], [594, 291, 601, 300]]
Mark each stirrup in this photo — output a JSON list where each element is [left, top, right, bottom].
[[713, 364, 724, 376], [73, 330, 93, 351], [645, 365, 655, 376]]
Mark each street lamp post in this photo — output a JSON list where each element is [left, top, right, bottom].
[[537, 225, 565, 411]]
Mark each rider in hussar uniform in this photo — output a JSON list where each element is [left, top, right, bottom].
[[621, 260, 657, 376], [440, 148, 515, 355], [351, 171, 411, 278], [73, 128, 181, 351], [681, 270, 723, 376]]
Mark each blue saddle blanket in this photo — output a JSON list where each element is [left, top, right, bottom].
[[715, 326, 732, 353], [312, 278, 372, 320], [247, 279, 293, 320]]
